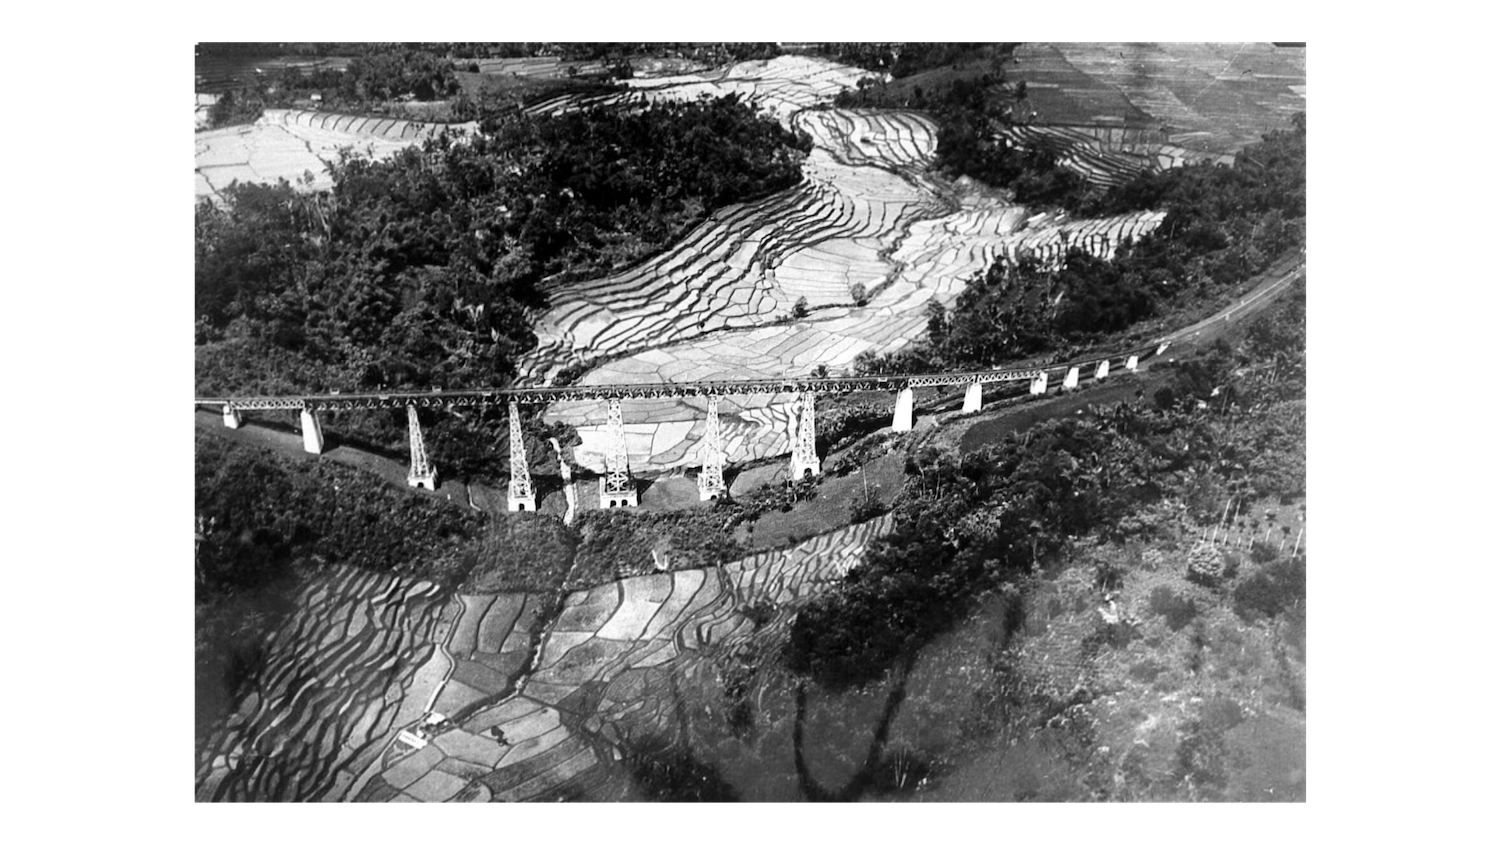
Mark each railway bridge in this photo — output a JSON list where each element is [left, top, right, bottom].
[[196, 343, 1167, 510]]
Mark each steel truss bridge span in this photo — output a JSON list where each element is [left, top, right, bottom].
[[193, 347, 1157, 413]]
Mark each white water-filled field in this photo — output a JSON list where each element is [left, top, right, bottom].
[[194, 109, 474, 202]]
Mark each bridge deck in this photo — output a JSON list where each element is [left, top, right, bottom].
[[195, 344, 1160, 412]]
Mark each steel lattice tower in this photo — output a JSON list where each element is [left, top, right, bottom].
[[600, 398, 638, 507], [697, 394, 727, 501], [789, 392, 821, 480], [507, 401, 536, 511], [406, 405, 436, 490]]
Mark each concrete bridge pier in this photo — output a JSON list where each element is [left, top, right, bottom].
[[300, 409, 324, 454], [1095, 360, 1110, 380], [1030, 372, 1048, 395], [222, 405, 242, 429], [1126, 354, 1139, 372], [962, 382, 983, 414], [892, 386, 915, 432], [1156, 342, 1170, 356], [1062, 367, 1080, 391]]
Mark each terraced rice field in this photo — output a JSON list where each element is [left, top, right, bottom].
[[194, 109, 474, 203], [197, 516, 894, 803], [535, 100, 1163, 473], [998, 124, 1233, 189], [195, 568, 449, 802], [349, 516, 894, 802], [623, 55, 872, 124], [1012, 42, 1306, 154], [473, 56, 611, 79]]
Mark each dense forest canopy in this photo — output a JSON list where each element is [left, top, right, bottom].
[[196, 94, 811, 479]]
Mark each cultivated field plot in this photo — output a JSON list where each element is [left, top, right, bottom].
[[998, 124, 1234, 189], [469, 55, 713, 80], [195, 567, 449, 802], [523, 55, 871, 124], [353, 517, 894, 802], [472, 56, 611, 78], [194, 109, 473, 203], [624, 55, 872, 124], [1013, 42, 1306, 154]]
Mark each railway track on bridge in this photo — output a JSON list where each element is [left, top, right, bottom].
[[193, 349, 1156, 413]]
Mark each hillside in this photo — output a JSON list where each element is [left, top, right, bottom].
[[194, 44, 1305, 803]]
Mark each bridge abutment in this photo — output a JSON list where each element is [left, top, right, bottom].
[[300, 409, 324, 454], [962, 382, 983, 414], [222, 405, 242, 429], [892, 387, 914, 431]]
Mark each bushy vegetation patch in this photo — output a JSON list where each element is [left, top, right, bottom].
[[195, 434, 484, 599], [1148, 586, 1199, 632], [1232, 556, 1306, 622], [569, 506, 747, 586], [458, 514, 578, 593]]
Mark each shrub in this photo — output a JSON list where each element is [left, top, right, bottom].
[[1148, 586, 1199, 632], [570, 507, 746, 586], [1232, 556, 1305, 621], [849, 487, 888, 523], [1185, 543, 1226, 587]]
